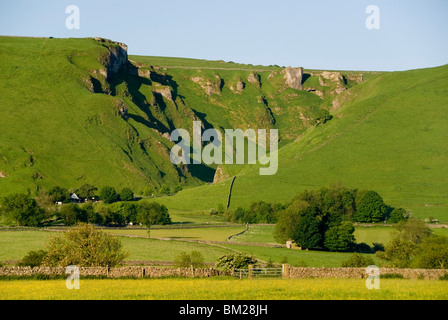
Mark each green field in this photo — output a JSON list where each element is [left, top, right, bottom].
[[8, 224, 447, 267], [1, 278, 447, 300]]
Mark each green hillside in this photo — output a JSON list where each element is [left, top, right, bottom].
[[149, 65, 448, 222], [1, 36, 446, 223], [0, 36, 354, 195]]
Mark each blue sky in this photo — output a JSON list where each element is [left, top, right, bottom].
[[0, 0, 446, 71]]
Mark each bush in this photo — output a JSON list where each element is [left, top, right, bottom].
[[42, 223, 128, 267], [18, 250, 48, 267], [341, 253, 375, 267], [174, 251, 205, 268], [209, 208, 218, 216], [216, 253, 257, 271]]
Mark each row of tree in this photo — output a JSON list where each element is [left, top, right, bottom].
[[48, 184, 135, 204], [58, 201, 171, 227], [0, 193, 170, 227]]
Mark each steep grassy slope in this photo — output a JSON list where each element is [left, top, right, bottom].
[[151, 65, 448, 222], [0, 37, 195, 194], [0, 36, 352, 195]]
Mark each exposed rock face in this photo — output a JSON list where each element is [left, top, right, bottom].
[[230, 79, 245, 93], [283, 66, 304, 90], [191, 75, 223, 95], [248, 73, 261, 88], [92, 38, 128, 79], [213, 165, 230, 183], [153, 87, 173, 101]]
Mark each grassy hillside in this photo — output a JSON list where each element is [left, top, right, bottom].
[[0, 37, 191, 194], [1, 36, 446, 223], [150, 65, 448, 222], [0, 36, 357, 196]]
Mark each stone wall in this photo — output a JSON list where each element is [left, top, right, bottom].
[[286, 266, 448, 280], [1, 266, 447, 280], [0, 266, 229, 278]]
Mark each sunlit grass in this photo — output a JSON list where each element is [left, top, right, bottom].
[[1, 278, 447, 300]]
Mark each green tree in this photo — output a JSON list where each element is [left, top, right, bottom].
[[354, 190, 387, 222], [274, 199, 307, 243], [77, 184, 97, 200], [59, 203, 87, 226], [48, 186, 71, 203], [99, 186, 118, 204], [0, 193, 46, 226], [120, 188, 134, 201], [292, 206, 323, 249], [42, 223, 127, 267], [137, 202, 171, 228], [324, 221, 356, 252], [388, 207, 408, 223], [412, 236, 448, 269]]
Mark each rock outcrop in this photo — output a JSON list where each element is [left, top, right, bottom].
[[283, 66, 304, 90]]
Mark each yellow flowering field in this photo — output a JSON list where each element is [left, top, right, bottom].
[[1, 278, 447, 300]]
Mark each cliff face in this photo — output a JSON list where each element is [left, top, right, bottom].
[[91, 37, 128, 79]]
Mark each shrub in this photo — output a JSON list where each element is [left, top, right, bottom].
[[341, 253, 375, 267], [42, 223, 128, 267], [174, 251, 205, 268], [216, 253, 257, 271], [18, 250, 48, 267], [209, 208, 218, 216]]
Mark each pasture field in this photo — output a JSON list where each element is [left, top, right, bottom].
[[103, 225, 247, 242], [1, 225, 447, 266], [0, 278, 447, 300]]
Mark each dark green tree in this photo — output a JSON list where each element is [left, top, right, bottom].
[[77, 184, 97, 199], [0, 193, 46, 226], [59, 203, 87, 226], [48, 186, 71, 203], [292, 206, 323, 249], [120, 188, 134, 201], [324, 221, 356, 252], [137, 202, 171, 227], [354, 190, 387, 222], [99, 186, 118, 204]]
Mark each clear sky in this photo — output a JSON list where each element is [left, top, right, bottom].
[[1, 0, 447, 71]]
